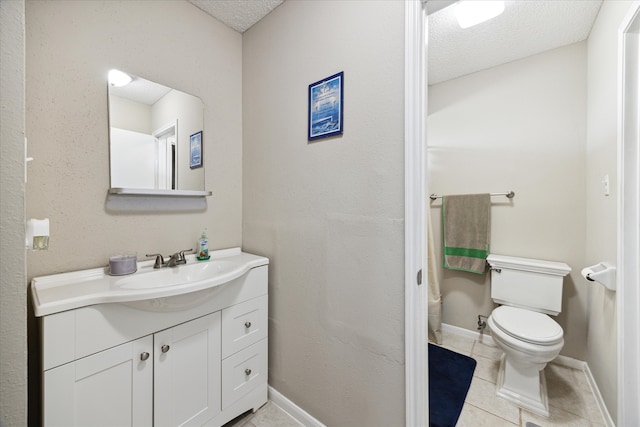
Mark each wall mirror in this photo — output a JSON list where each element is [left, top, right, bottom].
[[107, 69, 211, 196]]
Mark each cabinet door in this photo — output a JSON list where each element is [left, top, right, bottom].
[[43, 335, 153, 427], [154, 312, 221, 427]]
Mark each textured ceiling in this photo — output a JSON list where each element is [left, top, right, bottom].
[[428, 0, 603, 85], [186, 0, 603, 85], [188, 0, 284, 33]]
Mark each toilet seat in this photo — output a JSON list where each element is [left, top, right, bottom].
[[491, 306, 563, 345]]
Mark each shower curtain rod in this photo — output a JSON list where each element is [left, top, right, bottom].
[[429, 191, 515, 200]]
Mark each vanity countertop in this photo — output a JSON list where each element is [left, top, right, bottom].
[[31, 247, 268, 317]]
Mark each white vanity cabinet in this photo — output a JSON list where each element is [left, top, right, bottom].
[[35, 252, 268, 427]]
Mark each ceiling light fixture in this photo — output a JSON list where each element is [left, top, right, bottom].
[[455, 0, 505, 29], [108, 69, 132, 87]]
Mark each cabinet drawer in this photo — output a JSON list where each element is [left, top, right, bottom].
[[221, 338, 268, 410], [222, 295, 267, 358]]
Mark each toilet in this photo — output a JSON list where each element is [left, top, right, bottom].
[[486, 254, 571, 417]]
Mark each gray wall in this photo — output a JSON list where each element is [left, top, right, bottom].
[[0, 1, 27, 425], [428, 42, 588, 358], [242, 1, 406, 425], [25, 0, 243, 279]]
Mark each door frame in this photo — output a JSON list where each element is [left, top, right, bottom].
[[404, 1, 428, 425], [153, 120, 178, 190], [617, 1, 640, 424]]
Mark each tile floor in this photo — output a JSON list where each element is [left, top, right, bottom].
[[223, 401, 303, 427], [224, 329, 608, 427], [439, 330, 608, 427]]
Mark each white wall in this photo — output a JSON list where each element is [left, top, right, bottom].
[[242, 1, 406, 425], [110, 128, 156, 188], [25, 0, 242, 278], [585, 1, 635, 421], [428, 42, 588, 359], [0, 1, 27, 425]]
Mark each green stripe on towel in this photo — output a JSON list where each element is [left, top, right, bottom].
[[444, 247, 488, 259]]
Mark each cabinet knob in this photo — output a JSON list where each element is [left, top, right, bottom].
[[161, 344, 170, 353], [245, 368, 252, 376], [245, 321, 252, 329], [140, 352, 150, 361]]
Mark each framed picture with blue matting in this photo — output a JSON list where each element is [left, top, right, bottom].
[[308, 71, 344, 141]]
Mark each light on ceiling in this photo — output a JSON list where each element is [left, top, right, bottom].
[[108, 69, 132, 87], [455, 0, 505, 29]]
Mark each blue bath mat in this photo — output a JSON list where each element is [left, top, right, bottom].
[[429, 343, 476, 427]]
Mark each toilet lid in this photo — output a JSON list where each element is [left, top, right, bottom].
[[492, 306, 563, 345]]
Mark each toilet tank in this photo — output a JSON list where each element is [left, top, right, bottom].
[[487, 254, 571, 316]]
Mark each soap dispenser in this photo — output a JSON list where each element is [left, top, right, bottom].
[[197, 230, 210, 261]]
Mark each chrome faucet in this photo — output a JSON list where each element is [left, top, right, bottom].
[[146, 249, 193, 268], [166, 249, 192, 267]]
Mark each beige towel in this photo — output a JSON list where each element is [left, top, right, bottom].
[[442, 193, 491, 274]]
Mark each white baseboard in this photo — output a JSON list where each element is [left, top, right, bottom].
[[441, 323, 614, 426], [583, 363, 616, 427], [554, 355, 614, 426], [441, 322, 496, 346], [553, 354, 585, 370], [268, 386, 326, 427]]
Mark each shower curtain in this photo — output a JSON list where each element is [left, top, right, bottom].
[[427, 209, 442, 344]]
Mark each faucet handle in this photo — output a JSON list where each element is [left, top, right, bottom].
[[177, 249, 193, 262], [145, 253, 165, 269]]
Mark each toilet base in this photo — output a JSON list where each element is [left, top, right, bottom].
[[495, 354, 550, 417]]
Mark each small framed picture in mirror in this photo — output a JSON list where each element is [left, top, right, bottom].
[[190, 131, 203, 169]]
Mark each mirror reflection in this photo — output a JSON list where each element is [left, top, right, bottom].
[[108, 70, 205, 193]]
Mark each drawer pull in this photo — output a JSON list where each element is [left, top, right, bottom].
[[245, 321, 252, 329], [161, 344, 170, 353], [140, 352, 150, 361], [245, 368, 252, 376]]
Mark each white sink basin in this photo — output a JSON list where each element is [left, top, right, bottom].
[[31, 248, 269, 317], [117, 259, 239, 290]]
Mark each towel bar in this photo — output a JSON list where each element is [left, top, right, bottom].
[[429, 191, 515, 200]]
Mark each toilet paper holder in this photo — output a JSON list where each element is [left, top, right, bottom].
[[581, 262, 616, 291]]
